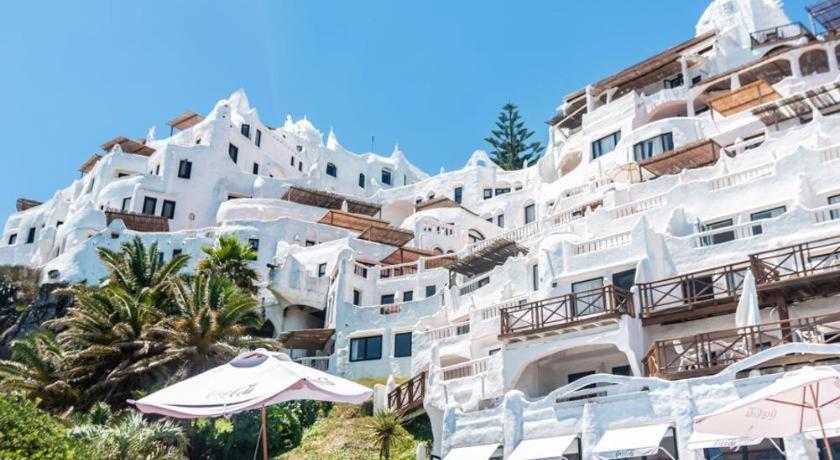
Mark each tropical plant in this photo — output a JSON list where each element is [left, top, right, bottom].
[[0, 392, 93, 459], [484, 102, 544, 170], [367, 409, 406, 459], [0, 331, 77, 409], [197, 234, 259, 294], [71, 410, 186, 460]]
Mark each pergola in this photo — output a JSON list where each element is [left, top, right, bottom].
[[100, 136, 156, 156], [78, 154, 103, 174], [445, 239, 528, 278], [318, 209, 389, 232], [282, 186, 381, 216], [16, 198, 43, 212], [415, 196, 478, 216], [105, 209, 170, 232], [167, 111, 205, 134], [639, 139, 723, 176], [708, 80, 781, 117], [358, 225, 415, 247], [807, 0, 840, 33], [276, 328, 335, 351]]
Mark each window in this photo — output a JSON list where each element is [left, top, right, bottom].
[[353, 289, 362, 306], [454, 187, 463, 204], [568, 370, 595, 385], [178, 159, 192, 179], [252, 163, 259, 175], [255, 129, 262, 147], [350, 336, 382, 362], [296, 145, 303, 152], [358, 173, 366, 188], [495, 187, 511, 196], [25, 228, 35, 244], [121, 197, 131, 212], [524, 204, 536, 224], [496, 214, 505, 228], [700, 218, 735, 246], [305, 240, 316, 247], [477, 277, 490, 288], [157, 252, 164, 264], [228, 143, 239, 163], [381, 169, 392, 186], [56, 221, 63, 227], [664, 74, 684, 89], [425, 285, 436, 298], [468, 230, 484, 244], [612, 365, 633, 376], [633, 132, 674, 161], [326, 162, 337, 177], [7, 234, 16, 245], [402, 291, 413, 302], [248, 238, 259, 252], [692, 75, 702, 85], [87, 178, 95, 193], [381, 294, 395, 305], [591, 131, 621, 159], [161, 200, 176, 219], [483, 189, 492, 200], [240, 123, 251, 138], [572, 278, 605, 315], [750, 206, 786, 235], [155, 164, 160, 176], [531, 264, 539, 291], [830, 194, 840, 220], [291, 157, 295, 166], [394, 332, 412, 358], [317, 263, 327, 278], [612, 269, 636, 290], [172, 249, 183, 258], [142, 197, 157, 215], [298, 162, 303, 172]]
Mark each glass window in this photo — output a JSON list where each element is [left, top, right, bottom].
[[612, 365, 632, 376], [381, 294, 395, 305], [317, 263, 327, 278], [240, 124, 251, 138], [7, 234, 16, 245], [353, 289, 362, 306], [572, 277, 605, 315], [468, 230, 484, 244], [829, 194, 840, 220], [142, 197, 157, 215], [121, 197, 131, 212], [591, 131, 621, 159], [172, 249, 183, 258], [524, 204, 536, 224], [750, 206, 786, 235], [496, 214, 505, 228], [394, 332, 412, 358], [402, 291, 413, 302], [228, 143, 239, 163], [358, 173, 366, 188], [381, 169, 392, 185], [255, 129, 262, 147], [25, 228, 35, 244], [298, 162, 303, 172], [483, 189, 492, 200], [664, 74, 684, 89], [326, 162, 337, 177], [454, 187, 463, 204], [425, 285, 436, 298], [531, 264, 539, 291], [612, 269, 636, 290], [477, 277, 490, 288], [350, 336, 382, 362], [700, 218, 735, 246], [161, 200, 176, 219], [290, 156, 295, 166], [178, 159, 192, 179], [633, 132, 674, 161], [305, 240, 316, 247], [495, 187, 511, 196], [248, 238, 259, 252], [252, 163, 259, 175]]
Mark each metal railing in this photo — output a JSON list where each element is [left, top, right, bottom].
[[388, 371, 426, 415], [750, 22, 812, 49], [644, 312, 840, 378], [638, 262, 751, 317], [499, 286, 633, 337]]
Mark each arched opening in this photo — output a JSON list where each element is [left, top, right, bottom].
[[325, 162, 337, 177], [800, 49, 830, 76], [738, 59, 792, 86], [467, 229, 485, 244], [252, 318, 276, 338], [512, 343, 633, 399], [695, 78, 731, 115]]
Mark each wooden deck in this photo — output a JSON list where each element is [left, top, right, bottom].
[[388, 371, 426, 416]]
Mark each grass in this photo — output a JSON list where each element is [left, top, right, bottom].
[[278, 377, 431, 460]]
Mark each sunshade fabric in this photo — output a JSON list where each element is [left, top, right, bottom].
[[508, 434, 578, 460], [686, 431, 763, 450], [130, 349, 371, 418], [443, 443, 500, 460], [592, 423, 671, 459]]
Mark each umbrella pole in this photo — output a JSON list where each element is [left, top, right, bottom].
[[809, 384, 833, 460], [261, 405, 269, 460]]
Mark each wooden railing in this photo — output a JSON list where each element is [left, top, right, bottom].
[[750, 22, 811, 49], [388, 371, 426, 415], [499, 286, 632, 337], [644, 312, 840, 379], [638, 262, 751, 318], [749, 234, 840, 285], [441, 357, 490, 381]]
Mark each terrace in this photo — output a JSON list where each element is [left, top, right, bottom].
[[749, 22, 813, 49], [387, 371, 426, 416]]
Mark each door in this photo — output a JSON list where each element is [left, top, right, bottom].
[[571, 278, 604, 316]]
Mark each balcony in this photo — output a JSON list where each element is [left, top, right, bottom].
[[644, 312, 840, 380], [749, 22, 813, 49], [638, 262, 752, 324], [749, 234, 840, 302], [387, 371, 426, 416], [499, 286, 633, 339]]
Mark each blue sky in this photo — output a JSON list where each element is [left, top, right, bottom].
[[0, 1, 811, 218]]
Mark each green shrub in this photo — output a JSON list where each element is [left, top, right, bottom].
[[0, 392, 93, 459]]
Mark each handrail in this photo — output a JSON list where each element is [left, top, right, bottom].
[[475, 295, 530, 321], [710, 163, 773, 191], [821, 144, 840, 163], [749, 22, 811, 48], [813, 203, 840, 224], [749, 234, 840, 285], [637, 261, 751, 317], [574, 232, 631, 255], [693, 221, 761, 248], [500, 285, 633, 337], [419, 322, 471, 341], [610, 194, 667, 219], [440, 357, 491, 382], [387, 371, 426, 415]]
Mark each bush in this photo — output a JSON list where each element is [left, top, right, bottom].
[[0, 392, 92, 459]]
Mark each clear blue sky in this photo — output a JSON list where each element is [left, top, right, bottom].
[[0, 1, 811, 218]]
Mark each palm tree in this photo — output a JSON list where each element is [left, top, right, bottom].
[[0, 331, 76, 409], [367, 409, 406, 459], [71, 410, 186, 460], [141, 273, 273, 380], [197, 234, 259, 294]]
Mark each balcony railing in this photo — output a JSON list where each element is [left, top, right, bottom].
[[610, 194, 667, 219], [294, 356, 330, 372], [644, 312, 840, 379], [749, 234, 840, 286], [814, 203, 840, 224], [750, 22, 812, 49], [388, 371, 426, 415], [638, 262, 751, 319], [441, 357, 490, 381], [420, 322, 470, 342], [710, 163, 774, 191], [499, 286, 633, 338], [574, 232, 632, 255], [693, 221, 761, 248]]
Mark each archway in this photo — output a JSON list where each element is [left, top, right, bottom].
[[800, 49, 830, 76]]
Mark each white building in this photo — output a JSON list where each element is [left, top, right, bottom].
[[5, 0, 840, 458]]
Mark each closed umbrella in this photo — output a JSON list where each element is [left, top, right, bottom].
[[130, 349, 372, 459], [694, 366, 840, 460], [735, 270, 760, 329]]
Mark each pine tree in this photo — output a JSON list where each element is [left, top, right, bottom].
[[484, 103, 544, 170]]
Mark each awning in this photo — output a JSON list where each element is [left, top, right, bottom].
[[687, 431, 763, 450], [443, 443, 500, 460], [592, 423, 672, 459], [508, 434, 578, 460]]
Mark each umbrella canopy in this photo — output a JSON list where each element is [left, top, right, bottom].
[[735, 270, 760, 329], [694, 367, 840, 458], [130, 349, 372, 419]]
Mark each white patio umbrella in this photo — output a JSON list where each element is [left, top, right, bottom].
[[734, 270, 760, 329], [694, 366, 840, 460], [130, 349, 372, 460]]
